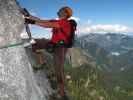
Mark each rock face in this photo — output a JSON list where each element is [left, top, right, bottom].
[[0, 0, 52, 100], [66, 48, 95, 68]]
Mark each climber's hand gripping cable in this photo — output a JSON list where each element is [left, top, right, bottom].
[[20, 8, 32, 39], [25, 15, 60, 28]]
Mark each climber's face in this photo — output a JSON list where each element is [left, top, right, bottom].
[[57, 8, 67, 19]]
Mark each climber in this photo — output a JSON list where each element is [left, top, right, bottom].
[[25, 6, 77, 100]]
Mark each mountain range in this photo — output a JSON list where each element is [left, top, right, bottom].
[[77, 33, 133, 53], [71, 33, 133, 100], [75, 33, 133, 72]]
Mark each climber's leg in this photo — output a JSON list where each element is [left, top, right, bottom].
[[32, 38, 50, 65], [54, 47, 68, 97], [35, 51, 45, 65]]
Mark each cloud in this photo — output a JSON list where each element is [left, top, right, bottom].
[[91, 24, 129, 33], [79, 20, 133, 35], [128, 27, 133, 33]]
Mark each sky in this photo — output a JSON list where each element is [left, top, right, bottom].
[[18, 0, 133, 38]]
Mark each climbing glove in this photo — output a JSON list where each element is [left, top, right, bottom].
[[25, 18, 36, 24]]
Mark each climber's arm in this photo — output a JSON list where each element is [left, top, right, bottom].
[[35, 20, 60, 28], [27, 16, 60, 28]]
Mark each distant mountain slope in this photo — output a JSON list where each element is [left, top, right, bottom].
[[73, 33, 133, 100], [76, 33, 133, 54], [65, 47, 133, 100], [75, 33, 133, 72]]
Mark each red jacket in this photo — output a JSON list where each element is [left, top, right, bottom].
[[50, 19, 71, 44]]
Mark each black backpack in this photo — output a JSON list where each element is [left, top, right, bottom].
[[67, 19, 77, 48]]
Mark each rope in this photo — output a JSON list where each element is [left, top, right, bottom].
[[0, 42, 24, 49]]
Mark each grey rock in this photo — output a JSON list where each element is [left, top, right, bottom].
[[0, 0, 52, 100]]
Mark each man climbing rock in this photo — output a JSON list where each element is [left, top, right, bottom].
[[25, 6, 77, 100]]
